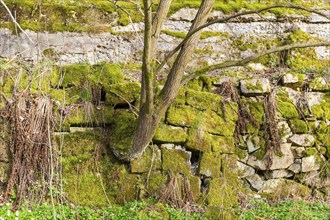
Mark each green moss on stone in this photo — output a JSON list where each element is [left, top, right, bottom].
[[199, 152, 221, 178], [109, 110, 137, 154], [302, 147, 318, 157], [310, 77, 329, 91], [289, 119, 308, 134], [316, 122, 330, 159], [189, 175, 201, 201], [276, 90, 299, 119], [186, 89, 222, 113], [142, 171, 167, 198], [207, 177, 238, 208], [162, 30, 186, 38], [105, 82, 140, 105], [187, 79, 203, 91], [185, 128, 212, 152], [161, 148, 191, 176], [202, 110, 235, 136], [153, 123, 187, 144], [89, 63, 124, 85], [130, 145, 162, 173], [223, 101, 239, 123], [311, 93, 330, 120], [172, 87, 186, 105], [235, 147, 248, 161], [211, 135, 235, 154], [166, 105, 199, 127]]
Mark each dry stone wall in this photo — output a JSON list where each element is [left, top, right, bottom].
[[0, 63, 329, 216]]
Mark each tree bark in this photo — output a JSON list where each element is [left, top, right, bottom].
[[128, 0, 215, 160]]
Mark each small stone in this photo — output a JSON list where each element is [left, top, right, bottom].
[[246, 136, 261, 153], [246, 174, 264, 191], [269, 143, 295, 170], [247, 63, 267, 71], [237, 161, 255, 178], [278, 121, 292, 142], [240, 78, 271, 96], [301, 155, 322, 172], [265, 170, 293, 179], [292, 147, 305, 158], [288, 134, 315, 147], [309, 76, 330, 91], [282, 73, 306, 86], [288, 163, 301, 174]]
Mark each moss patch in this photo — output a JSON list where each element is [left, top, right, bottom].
[[211, 135, 235, 154], [105, 82, 140, 105], [289, 119, 308, 134], [166, 105, 199, 127], [185, 128, 212, 152], [161, 148, 191, 176], [276, 89, 299, 119], [202, 110, 235, 136], [207, 177, 238, 208], [199, 152, 221, 178], [153, 123, 187, 144], [311, 93, 330, 120], [130, 145, 162, 173], [186, 89, 222, 114], [109, 110, 137, 154]]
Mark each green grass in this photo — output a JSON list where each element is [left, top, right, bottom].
[[239, 199, 330, 220], [1, 199, 329, 219], [0, 201, 206, 220]]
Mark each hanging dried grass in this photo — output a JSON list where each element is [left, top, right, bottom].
[[158, 174, 203, 214], [1, 92, 55, 209], [263, 89, 282, 169]]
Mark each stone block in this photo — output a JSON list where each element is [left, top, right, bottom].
[[185, 128, 212, 152], [199, 152, 221, 178], [161, 148, 191, 176], [288, 134, 315, 147], [130, 145, 161, 173], [153, 124, 187, 144], [240, 78, 270, 96], [166, 105, 199, 127]]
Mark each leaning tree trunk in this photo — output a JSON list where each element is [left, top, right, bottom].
[[128, 0, 215, 160]]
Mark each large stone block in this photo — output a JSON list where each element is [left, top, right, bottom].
[[161, 148, 191, 176], [105, 82, 140, 105], [166, 105, 199, 127], [199, 152, 221, 178], [130, 145, 162, 173], [186, 128, 212, 152], [153, 124, 187, 144], [186, 89, 222, 113]]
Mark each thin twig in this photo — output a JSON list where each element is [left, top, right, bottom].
[[182, 41, 330, 84], [157, 4, 330, 72], [0, 0, 35, 44]]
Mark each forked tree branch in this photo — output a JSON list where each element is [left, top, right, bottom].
[[182, 41, 330, 84], [157, 4, 330, 72]]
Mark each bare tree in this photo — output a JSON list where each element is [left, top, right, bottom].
[[114, 1, 330, 161]]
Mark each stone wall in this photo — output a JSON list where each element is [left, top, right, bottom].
[[0, 63, 329, 217]]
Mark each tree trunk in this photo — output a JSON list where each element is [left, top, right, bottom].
[[128, 0, 215, 160]]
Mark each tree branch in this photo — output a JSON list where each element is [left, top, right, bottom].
[[150, 0, 172, 60], [182, 41, 330, 84], [0, 0, 35, 44], [157, 4, 330, 73]]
